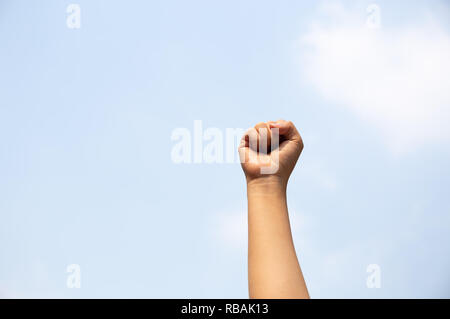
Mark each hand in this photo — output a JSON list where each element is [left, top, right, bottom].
[[239, 120, 304, 187]]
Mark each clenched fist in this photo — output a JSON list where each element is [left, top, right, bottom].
[[239, 120, 303, 187]]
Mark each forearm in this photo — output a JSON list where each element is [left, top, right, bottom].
[[247, 178, 309, 299]]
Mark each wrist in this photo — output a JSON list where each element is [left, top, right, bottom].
[[246, 175, 287, 195]]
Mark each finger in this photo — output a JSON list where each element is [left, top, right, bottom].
[[269, 120, 303, 146], [239, 127, 261, 164], [240, 127, 259, 150], [254, 122, 271, 153]]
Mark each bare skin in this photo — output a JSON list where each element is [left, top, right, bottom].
[[239, 120, 309, 299]]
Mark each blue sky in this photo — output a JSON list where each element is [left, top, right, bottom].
[[0, 0, 449, 298]]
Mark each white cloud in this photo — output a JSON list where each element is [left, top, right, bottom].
[[299, 3, 450, 153]]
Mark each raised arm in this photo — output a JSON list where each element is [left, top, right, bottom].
[[239, 120, 309, 299]]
